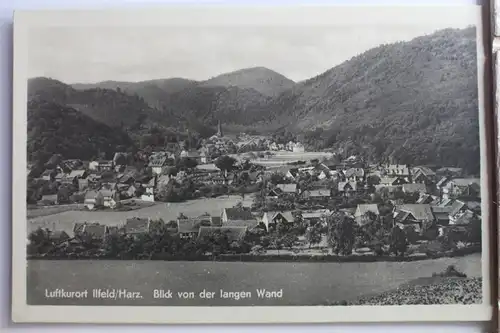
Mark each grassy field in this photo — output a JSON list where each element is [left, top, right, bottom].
[[27, 194, 255, 236], [231, 151, 334, 167], [26, 254, 481, 306]]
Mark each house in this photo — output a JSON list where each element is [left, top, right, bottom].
[[73, 222, 108, 241], [285, 168, 300, 181], [385, 164, 410, 177], [149, 154, 169, 176], [265, 188, 281, 199], [337, 181, 357, 196], [292, 142, 305, 153], [275, 183, 297, 195], [449, 210, 479, 226], [60, 169, 87, 186], [84, 190, 104, 210], [261, 211, 294, 231], [442, 178, 481, 199], [123, 217, 159, 235], [430, 206, 452, 226], [41, 169, 55, 181], [393, 204, 435, 232], [221, 207, 256, 225], [417, 193, 439, 204], [436, 176, 450, 190], [48, 230, 70, 244], [379, 176, 407, 186], [412, 166, 436, 184], [343, 168, 365, 182], [177, 217, 211, 239], [38, 194, 59, 206], [180, 149, 201, 162], [199, 150, 210, 164], [354, 204, 380, 225], [99, 189, 119, 208], [89, 160, 113, 172], [301, 189, 331, 199], [197, 226, 248, 243], [302, 209, 331, 225], [436, 167, 463, 177], [402, 183, 427, 194]]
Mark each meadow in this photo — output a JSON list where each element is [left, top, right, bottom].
[[26, 253, 481, 306], [27, 194, 255, 236]]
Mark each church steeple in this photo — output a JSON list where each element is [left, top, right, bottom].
[[217, 120, 223, 137]]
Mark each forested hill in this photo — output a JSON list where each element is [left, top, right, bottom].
[[200, 66, 295, 97], [27, 99, 134, 166], [268, 26, 480, 173], [28, 77, 156, 128]]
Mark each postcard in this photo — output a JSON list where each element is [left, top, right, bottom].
[[12, 5, 494, 324]]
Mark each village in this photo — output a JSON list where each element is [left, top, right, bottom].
[[26, 124, 482, 260]]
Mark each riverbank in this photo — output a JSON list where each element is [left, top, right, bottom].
[[28, 245, 481, 263]]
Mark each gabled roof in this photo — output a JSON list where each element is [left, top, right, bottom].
[[338, 181, 357, 191], [177, 217, 211, 233], [149, 155, 168, 167], [379, 177, 400, 185], [355, 204, 380, 217], [448, 178, 481, 187], [276, 183, 297, 193], [197, 226, 248, 242], [124, 217, 151, 234], [223, 207, 255, 221], [68, 169, 86, 178], [413, 166, 436, 177], [287, 168, 299, 177], [451, 210, 476, 225], [436, 176, 450, 187], [302, 209, 331, 219], [82, 224, 108, 239], [263, 211, 294, 223], [395, 204, 434, 221], [449, 200, 466, 216]]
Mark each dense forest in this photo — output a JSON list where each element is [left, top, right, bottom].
[[28, 27, 480, 173], [27, 99, 134, 166]]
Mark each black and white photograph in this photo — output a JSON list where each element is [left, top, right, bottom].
[[12, 5, 493, 324]]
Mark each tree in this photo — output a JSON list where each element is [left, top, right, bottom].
[[215, 155, 237, 174], [326, 212, 355, 255], [389, 226, 408, 256], [466, 213, 482, 245], [305, 224, 322, 248]]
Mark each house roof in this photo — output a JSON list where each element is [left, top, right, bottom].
[[223, 207, 255, 221], [73, 222, 86, 235], [451, 210, 476, 225], [197, 226, 248, 242], [124, 217, 151, 234], [402, 183, 427, 193], [338, 181, 357, 191], [99, 189, 116, 198], [302, 209, 331, 219], [41, 169, 54, 177], [448, 178, 481, 187], [263, 211, 294, 223], [49, 230, 70, 241], [149, 155, 168, 167], [355, 204, 380, 217], [84, 190, 99, 200], [395, 204, 434, 221], [436, 176, 450, 187], [305, 189, 331, 197], [437, 167, 463, 174], [449, 200, 466, 216], [68, 169, 86, 178], [82, 224, 108, 239], [177, 217, 211, 233], [276, 184, 297, 193], [379, 177, 399, 185], [413, 166, 436, 177], [211, 216, 222, 226], [287, 168, 299, 177]]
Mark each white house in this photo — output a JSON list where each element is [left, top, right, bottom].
[[292, 142, 305, 153]]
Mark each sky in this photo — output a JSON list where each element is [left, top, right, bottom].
[[26, 6, 480, 84]]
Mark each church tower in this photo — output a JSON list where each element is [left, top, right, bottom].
[[217, 120, 223, 137]]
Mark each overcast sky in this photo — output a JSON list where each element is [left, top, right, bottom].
[[27, 10, 479, 84]]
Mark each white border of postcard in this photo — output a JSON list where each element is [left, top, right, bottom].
[[12, 5, 493, 324]]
